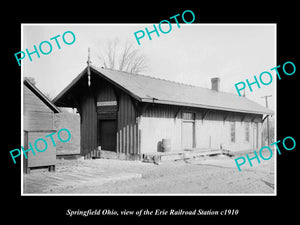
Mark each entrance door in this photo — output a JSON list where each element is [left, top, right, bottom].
[[99, 120, 117, 151], [182, 121, 194, 149]]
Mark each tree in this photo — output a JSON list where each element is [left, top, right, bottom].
[[97, 38, 147, 74]]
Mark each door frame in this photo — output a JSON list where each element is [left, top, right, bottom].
[[181, 111, 196, 149], [97, 117, 117, 152]]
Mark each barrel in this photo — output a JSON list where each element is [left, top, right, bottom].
[[162, 139, 171, 152]]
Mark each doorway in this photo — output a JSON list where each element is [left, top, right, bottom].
[[98, 119, 117, 151], [182, 112, 195, 149]]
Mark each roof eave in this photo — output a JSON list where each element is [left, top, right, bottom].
[[141, 98, 274, 115], [52, 66, 143, 107], [24, 79, 61, 113], [90, 66, 142, 102], [52, 67, 88, 106]]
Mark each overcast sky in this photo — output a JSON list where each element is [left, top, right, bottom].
[[22, 24, 276, 110]]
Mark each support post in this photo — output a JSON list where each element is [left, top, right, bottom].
[[261, 95, 272, 146]]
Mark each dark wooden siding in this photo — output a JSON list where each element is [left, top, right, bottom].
[[117, 92, 139, 155], [143, 104, 177, 118], [94, 79, 117, 149], [79, 89, 97, 155], [95, 79, 116, 102], [203, 110, 263, 123], [78, 74, 140, 156], [143, 103, 263, 123]]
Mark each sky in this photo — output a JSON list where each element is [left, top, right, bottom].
[[22, 24, 276, 111]]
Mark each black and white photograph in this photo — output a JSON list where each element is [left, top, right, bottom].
[[21, 24, 276, 195], [4, 5, 298, 224]]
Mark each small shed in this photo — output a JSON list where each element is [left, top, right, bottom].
[[23, 78, 60, 173]]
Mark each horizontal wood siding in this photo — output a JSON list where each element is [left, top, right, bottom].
[[23, 85, 54, 131], [26, 131, 56, 167], [117, 92, 138, 155], [23, 84, 57, 170]]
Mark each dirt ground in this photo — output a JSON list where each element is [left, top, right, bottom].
[[23, 153, 275, 195]]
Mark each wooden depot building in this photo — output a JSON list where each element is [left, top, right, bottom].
[[52, 64, 273, 160]]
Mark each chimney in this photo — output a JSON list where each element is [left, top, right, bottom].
[[211, 77, 220, 91]]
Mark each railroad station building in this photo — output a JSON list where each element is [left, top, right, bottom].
[[52, 65, 273, 159]]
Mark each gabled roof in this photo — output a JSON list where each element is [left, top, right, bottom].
[[53, 65, 274, 115], [24, 79, 60, 113]]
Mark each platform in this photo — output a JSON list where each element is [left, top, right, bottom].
[[142, 148, 233, 163]]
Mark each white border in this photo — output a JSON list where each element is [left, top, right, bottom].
[[21, 23, 24, 194], [20, 23, 277, 196]]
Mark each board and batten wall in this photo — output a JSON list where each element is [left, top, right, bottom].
[[195, 110, 263, 151], [117, 92, 139, 155], [79, 89, 98, 156], [68, 72, 264, 157], [139, 104, 263, 153], [77, 73, 140, 156]]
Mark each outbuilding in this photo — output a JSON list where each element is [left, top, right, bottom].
[[52, 64, 273, 159], [23, 78, 60, 173]]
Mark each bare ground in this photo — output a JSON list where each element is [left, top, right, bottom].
[[23, 154, 275, 195]]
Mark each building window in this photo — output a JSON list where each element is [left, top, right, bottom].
[[245, 122, 250, 142], [182, 112, 195, 121], [230, 122, 236, 143]]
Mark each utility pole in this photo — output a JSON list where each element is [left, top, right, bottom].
[[261, 95, 272, 146]]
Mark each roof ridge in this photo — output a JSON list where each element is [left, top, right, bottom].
[[54, 65, 273, 115], [91, 66, 273, 106], [95, 66, 241, 96], [93, 65, 209, 89]]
